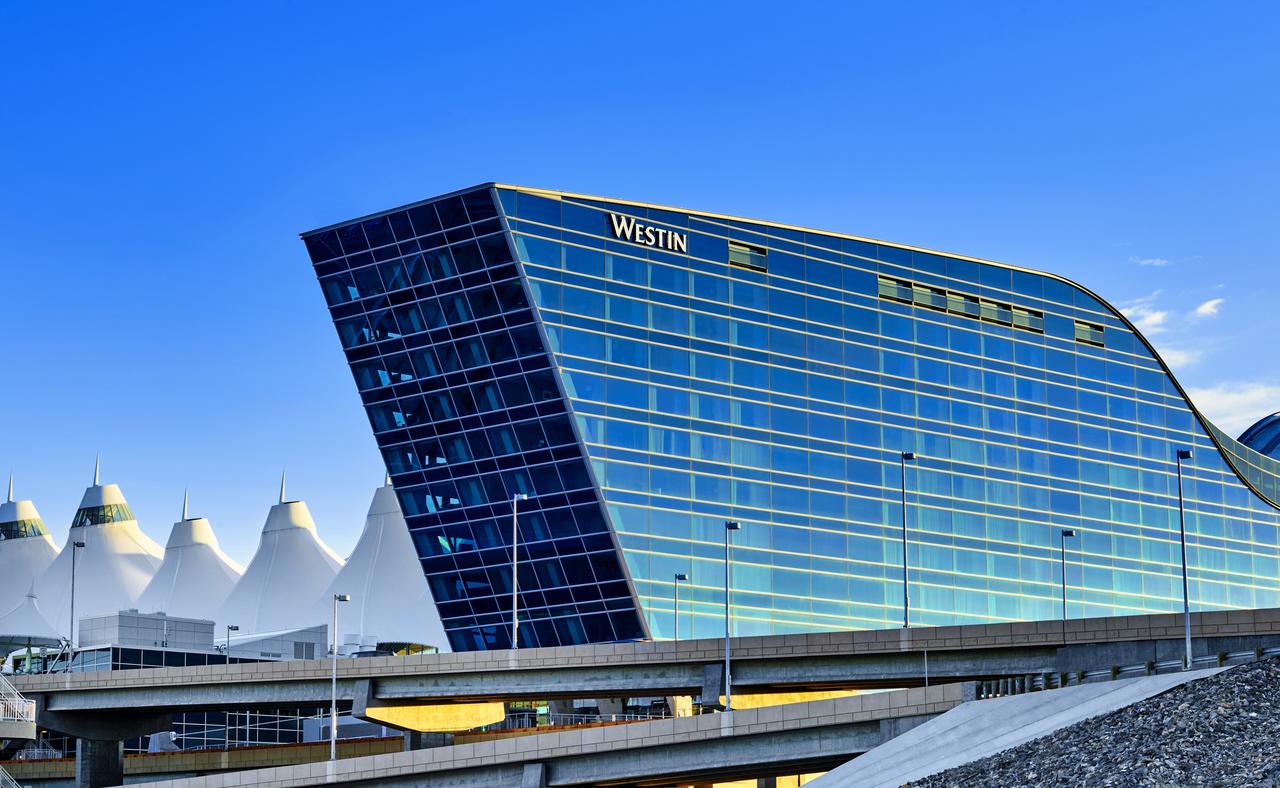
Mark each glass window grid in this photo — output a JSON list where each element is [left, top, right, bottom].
[[500, 188, 1280, 640], [305, 187, 644, 652], [511, 211, 1168, 379]]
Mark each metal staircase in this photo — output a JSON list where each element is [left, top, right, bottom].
[[0, 672, 35, 725], [0, 671, 36, 744], [0, 764, 21, 788]]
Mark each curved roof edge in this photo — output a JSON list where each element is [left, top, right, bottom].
[[1239, 413, 1280, 458]]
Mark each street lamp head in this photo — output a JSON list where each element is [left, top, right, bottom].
[[1062, 529, 1077, 538], [334, 594, 351, 603], [73, 541, 86, 548], [1176, 449, 1194, 461], [515, 493, 529, 502], [227, 625, 240, 632], [901, 452, 916, 461], [674, 573, 689, 581], [725, 520, 741, 531]]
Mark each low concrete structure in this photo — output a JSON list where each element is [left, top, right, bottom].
[[109, 684, 969, 787], [78, 611, 215, 653], [810, 667, 1227, 787]]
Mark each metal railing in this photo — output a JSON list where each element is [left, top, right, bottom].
[[0, 672, 35, 724], [10, 736, 64, 761], [974, 644, 1280, 700], [10, 747, 63, 761]]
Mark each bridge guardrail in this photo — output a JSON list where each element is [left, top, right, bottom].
[[975, 644, 1280, 699]]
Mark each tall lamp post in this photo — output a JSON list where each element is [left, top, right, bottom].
[[673, 572, 689, 641], [330, 593, 351, 761], [899, 452, 916, 628], [225, 625, 239, 658], [1176, 449, 1194, 670], [1059, 530, 1077, 645], [510, 493, 529, 649], [723, 521, 741, 711], [68, 540, 86, 648]]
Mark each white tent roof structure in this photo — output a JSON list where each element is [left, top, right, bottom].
[[35, 460, 165, 642], [216, 475, 344, 635], [135, 491, 245, 619], [0, 585, 61, 651], [0, 475, 60, 613], [315, 480, 450, 651]]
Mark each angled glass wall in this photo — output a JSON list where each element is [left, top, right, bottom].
[[303, 187, 644, 651]]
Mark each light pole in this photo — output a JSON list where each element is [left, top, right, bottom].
[[1059, 529, 1077, 645], [899, 452, 916, 629], [510, 493, 529, 649], [225, 625, 239, 659], [673, 573, 689, 641], [1176, 449, 1194, 670], [330, 593, 350, 761], [723, 521, 741, 711], [68, 540, 85, 648]]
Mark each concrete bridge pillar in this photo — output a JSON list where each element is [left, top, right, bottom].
[[74, 738, 122, 788], [520, 762, 547, 788], [35, 693, 169, 788]]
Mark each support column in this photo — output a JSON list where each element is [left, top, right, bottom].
[[75, 738, 122, 788], [521, 762, 548, 788]]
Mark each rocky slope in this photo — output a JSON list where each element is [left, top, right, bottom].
[[910, 659, 1280, 787]]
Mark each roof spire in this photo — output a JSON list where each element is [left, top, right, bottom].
[[182, 488, 189, 521], [6, 471, 12, 503], [279, 470, 287, 504], [93, 454, 101, 486]]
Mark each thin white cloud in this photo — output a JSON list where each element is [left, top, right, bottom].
[[1194, 298, 1225, 318], [1129, 256, 1169, 267], [1186, 382, 1280, 437], [1120, 302, 1169, 334], [1159, 348, 1201, 370]]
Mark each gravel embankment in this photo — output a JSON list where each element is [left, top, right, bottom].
[[910, 659, 1280, 787]]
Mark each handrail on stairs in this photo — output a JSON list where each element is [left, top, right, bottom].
[[0, 671, 36, 724]]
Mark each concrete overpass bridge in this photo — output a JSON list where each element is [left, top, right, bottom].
[[66, 683, 972, 788], [12, 607, 1280, 787]]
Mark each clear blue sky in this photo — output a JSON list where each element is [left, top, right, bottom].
[[2, 3, 1278, 562]]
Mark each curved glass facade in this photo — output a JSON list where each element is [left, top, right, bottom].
[[1239, 413, 1280, 459], [304, 184, 1280, 651], [70, 503, 135, 528], [0, 519, 47, 541]]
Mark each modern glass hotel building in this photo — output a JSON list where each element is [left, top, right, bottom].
[[302, 184, 1280, 653]]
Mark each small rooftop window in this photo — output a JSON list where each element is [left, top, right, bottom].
[[1074, 320, 1105, 347], [728, 242, 768, 272]]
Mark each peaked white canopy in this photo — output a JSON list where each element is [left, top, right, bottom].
[[0, 481, 60, 610], [315, 481, 450, 650], [135, 493, 245, 619], [0, 585, 60, 651], [35, 466, 164, 642], [216, 494, 344, 635]]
